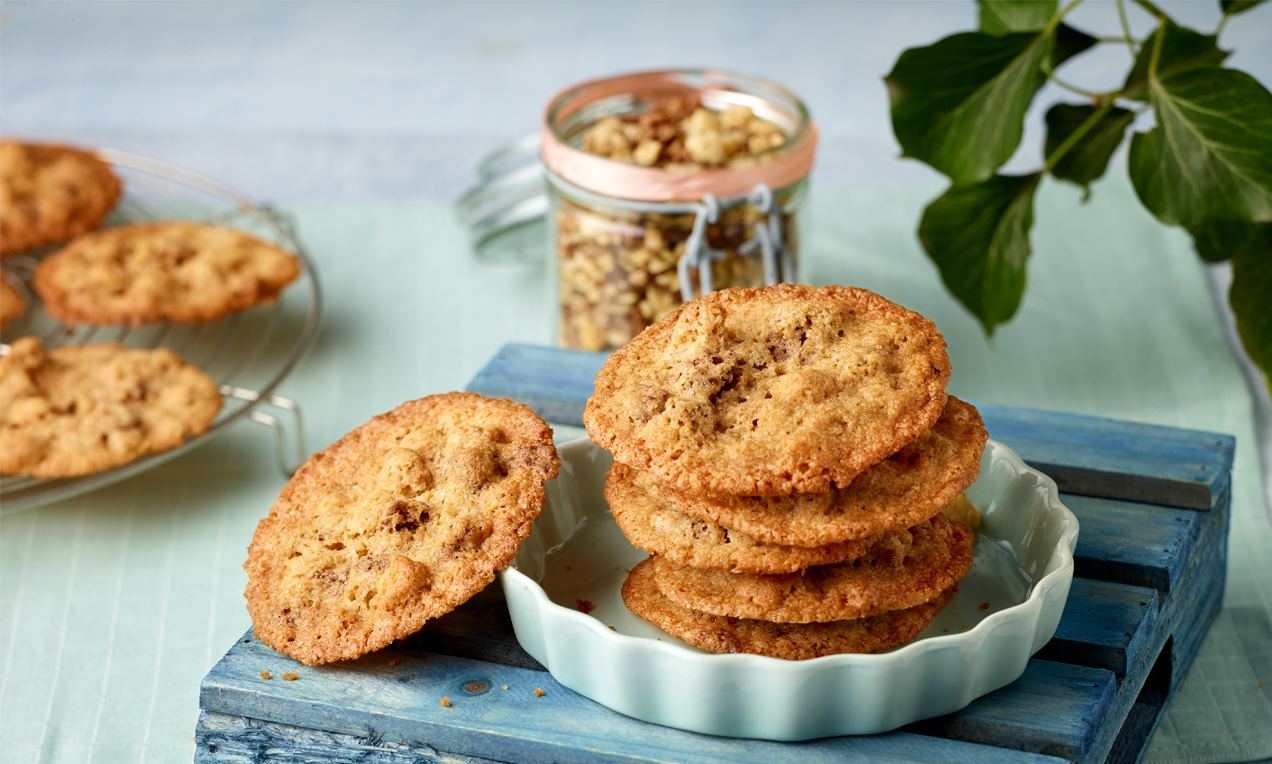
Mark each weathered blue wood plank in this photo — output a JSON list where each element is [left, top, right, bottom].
[[465, 344, 1234, 509], [200, 635, 1071, 764], [1064, 495, 1203, 593], [1035, 579, 1159, 677], [975, 404, 1233, 511], [905, 660, 1117, 761], [466, 344, 606, 429]]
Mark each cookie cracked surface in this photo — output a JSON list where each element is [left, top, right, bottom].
[[0, 336, 223, 477], [622, 557, 957, 659], [34, 222, 301, 326], [244, 392, 560, 666], [658, 396, 986, 546], [584, 284, 951, 497], [650, 514, 973, 623], [1, 140, 122, 257], [605, 461, 911, 574]]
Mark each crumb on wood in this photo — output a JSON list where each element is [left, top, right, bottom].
[[389, 659, 399, 665], [282, 672, 298, 681], [576, 599, 594, 614], [979, 602, 990, 610], [260, 671, 271, 680], [440, 696, 451, 707], [533, 688, 545, 697], [502, 685, 509, 690]]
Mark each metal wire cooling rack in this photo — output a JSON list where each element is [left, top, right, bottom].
[[0, 147, 322, 515]]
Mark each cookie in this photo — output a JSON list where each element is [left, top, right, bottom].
[[583, 284, 951, 497], [0, 336, 223, 477], [658, 396, 986, 546], [0, 269, 26, 330], [622, 556, 957, 658], [650, 514, 973, 623], [605, 461, 912, 574], [0, 140, 122, 256], [33, 222, 301, 326], [244, 392, 561, 666]]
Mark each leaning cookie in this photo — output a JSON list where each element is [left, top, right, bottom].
[[657, 396, 987, 547], [650, 514, 973, 623], [33, 222, 301, 327], [0, 269, 26, 331], [605, 461, 913, 574], [584, 284, 951, 498], [244, 392, 561, 666], [623, 557, 957, 659], [0, 337, 223, 477], [0, 140, 122, 256]]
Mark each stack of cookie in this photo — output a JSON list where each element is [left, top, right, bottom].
[[584, 284, 987, 659]]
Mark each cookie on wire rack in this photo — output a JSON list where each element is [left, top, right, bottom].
[[583, 284, 952, 498], [0, 336, 223, 478], [0, 140, 123, 257], [244, 392, 561, 666], [33, 222, 301, 327]]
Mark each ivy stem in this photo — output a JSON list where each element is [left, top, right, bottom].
[[1148, 17, 1166, 85], [1042, 69, 1120, 102], [1044, 103, 1113, 173], [1216, 11, 1232, 38], [1116, 0, 1139, 56], [1048, 0, 1087, 32], [1131, 0, 1172, 23]]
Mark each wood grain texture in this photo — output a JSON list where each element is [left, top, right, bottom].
[[197, 343, 1236, 764]]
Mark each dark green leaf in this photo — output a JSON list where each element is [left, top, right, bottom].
[[1045, 104, 1135, 197], [1230, 225, 1272, 388], [1129, 67, 1272, 225], [887, 32, 1051, 184], [979, 0, 1057, 34], [1187, 220, 1268, 262], [919, 173, 1042, 334], [1053, 23, 1098, 69], [1221, 1, 1267, 15], [1123, 23, 1229, 100]]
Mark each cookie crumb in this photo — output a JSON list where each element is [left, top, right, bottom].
[[389, 659, 399, 665], [942, 629, 949, 633], [281, 672, 298, 681], [440, 696, 451, 707], [533, 688, 545, 697], [576, 599, 594, 614], [609, 626, 617, 631], [501, 685, 509, 690], [565, 565, 572, 571], [260, 671, 271, 680], [979, 602, 990, 610]]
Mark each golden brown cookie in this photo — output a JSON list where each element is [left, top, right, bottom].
[[0, 269, 26, 331], [605, 461, 911, 574], [33, 222, 301, 326], [622, 556, 957, 658], [0, 337, 223, 477], [244, 392, 561, 666], [0, 140, 122, 256], [650, 514, 973, 623], [658, 396, 986, 546], [583, 284, 951, 497]]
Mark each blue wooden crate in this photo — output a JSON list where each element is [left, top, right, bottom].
[[196, 343, 1234, 764]]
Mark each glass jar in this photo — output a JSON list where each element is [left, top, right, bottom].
[[541, 70, 817, 352]]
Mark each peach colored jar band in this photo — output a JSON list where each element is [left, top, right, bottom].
[[540, 72, 818, 202]]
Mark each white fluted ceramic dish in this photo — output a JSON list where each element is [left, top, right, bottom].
[[500, 436, 1078, 740]]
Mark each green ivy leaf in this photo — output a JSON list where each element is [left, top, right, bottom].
[[887, 32, 1052, 184], [1053, 23, 1098, 69], [1221, 0, 1267, 15], [1045, 104, 1135, 198], [1230, 226, 1272, 390], [979, 0, 1057, 34], [1129, 67, 1272, 226], [919, 173, 1042, 334], [1187, 220, 1268, 262], [1123, 23, 1229, 100]]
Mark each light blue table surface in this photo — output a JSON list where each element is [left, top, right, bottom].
[[2, 3, 1270, 763]]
